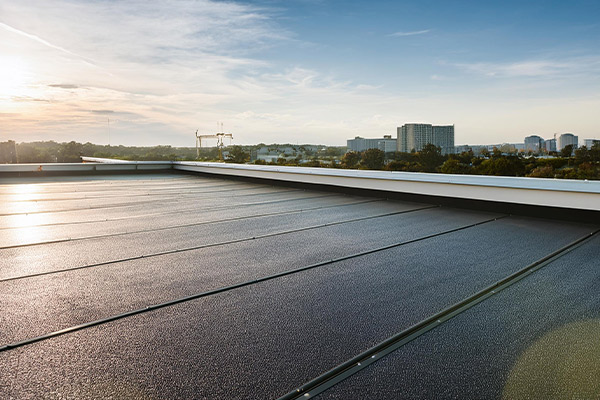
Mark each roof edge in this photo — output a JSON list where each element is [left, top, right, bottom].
[[174, 162, 600, 212]]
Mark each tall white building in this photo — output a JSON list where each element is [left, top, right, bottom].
[[557, 133, 578, 151], [584, 139, 599, 148], [524, 135, 544, 153], [397, 123, 455, 155]]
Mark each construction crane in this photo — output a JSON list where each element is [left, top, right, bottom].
[[195, 123, 233, 161]]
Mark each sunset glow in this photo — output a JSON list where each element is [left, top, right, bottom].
[[1, 1, 599, 146]]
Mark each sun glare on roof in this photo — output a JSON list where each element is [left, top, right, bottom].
[[1, 184, 52, 246], [4, 184, 49, 229]]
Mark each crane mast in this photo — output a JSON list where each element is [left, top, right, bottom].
[[195, 124, 233, 161]]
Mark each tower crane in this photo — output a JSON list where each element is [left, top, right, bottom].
[[195, 123, 233, 161]]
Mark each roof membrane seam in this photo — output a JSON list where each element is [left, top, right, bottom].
[[0, 215, 505, 352], [278, 228, 600, 400]]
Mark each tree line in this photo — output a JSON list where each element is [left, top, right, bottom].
[[0, 141, 203, 163], [2, 140, 599, 180], [337, 143, 600, 180]]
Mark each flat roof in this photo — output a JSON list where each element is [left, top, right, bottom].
[[0, 172, 598, 398]]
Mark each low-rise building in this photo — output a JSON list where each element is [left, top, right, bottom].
[[347, 136, 397, 153]]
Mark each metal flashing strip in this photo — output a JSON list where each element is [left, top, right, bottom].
[[0, 162, 172, 174], [6, 160, 597, 212], [278, 228, 600, 400], [0, 214, 503, 353]]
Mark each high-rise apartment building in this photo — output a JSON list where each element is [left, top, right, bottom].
[[544, 139, 557, 153], [397, 123, 455, 155], [557, 133, 578, 151], [584, 139, 599, 148], [524, 135, 544, 153]]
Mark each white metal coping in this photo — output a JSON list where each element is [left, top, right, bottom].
[[0, 159, 172, 172], [174, 161, 600, 212], [1, 157, 598, 212]]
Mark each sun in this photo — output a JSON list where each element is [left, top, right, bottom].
[[0, 55, 32, 98]]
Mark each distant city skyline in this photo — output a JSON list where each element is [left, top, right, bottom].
[[1, 0, 599, 147]]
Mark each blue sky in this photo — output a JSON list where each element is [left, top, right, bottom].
[[1, 0, 599, 146]]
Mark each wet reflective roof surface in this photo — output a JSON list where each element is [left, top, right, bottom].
[[0, 173, 598, 399]]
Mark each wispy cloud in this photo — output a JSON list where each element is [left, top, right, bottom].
[[0, 22, 98, 67], [48, 84, 80, 89], [453, 58, 600, 78], [0, 0, 296, 143], [389, 29, 430, 37]]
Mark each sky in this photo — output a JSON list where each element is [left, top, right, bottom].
[[1, 0, 599, 147]]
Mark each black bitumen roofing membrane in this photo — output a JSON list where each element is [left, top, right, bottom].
[[0, 173, 598, 399]]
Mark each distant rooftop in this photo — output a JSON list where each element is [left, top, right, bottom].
[[0, 162, 599, 398]]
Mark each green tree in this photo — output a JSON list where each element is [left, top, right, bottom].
[[360, 148, 385, 170], [57, 141, 83, 162], [440, 159, 469, 174], [477, 156, 525, 176], [527, 165, 555, 178], [225, 146, 250, 163], [574, 146, 590, 165], [576, 163, 598, 180], [341, 151, 361, 169], [304, 159, 322, 167], [560, 144, 574, 158], [385, 160, 411, 171], [0, 140, 18, 163], [590, 143, 600, 162], [418, 144, 444, 172]]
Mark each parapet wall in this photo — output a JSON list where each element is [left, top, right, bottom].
[[174, 161, 600, 212], [1, 157, 598, 216]]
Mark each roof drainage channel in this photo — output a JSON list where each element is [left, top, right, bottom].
[[280, 228, 600, 400], [0, 215, 503, 352]]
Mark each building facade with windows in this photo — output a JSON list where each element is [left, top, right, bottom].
[[557, 133, 578, 151], [544, 139, 557, 153], [397, 123, 455, 155], [524, 135, 544, 153], [347, 136, 397, 153]]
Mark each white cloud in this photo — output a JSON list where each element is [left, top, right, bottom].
[[0, 0, 299, 144], [2, 2, 599, 147], [389, 29, 430, 37], [0, 22, 96, 67], [453, 58, 600, 78]]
